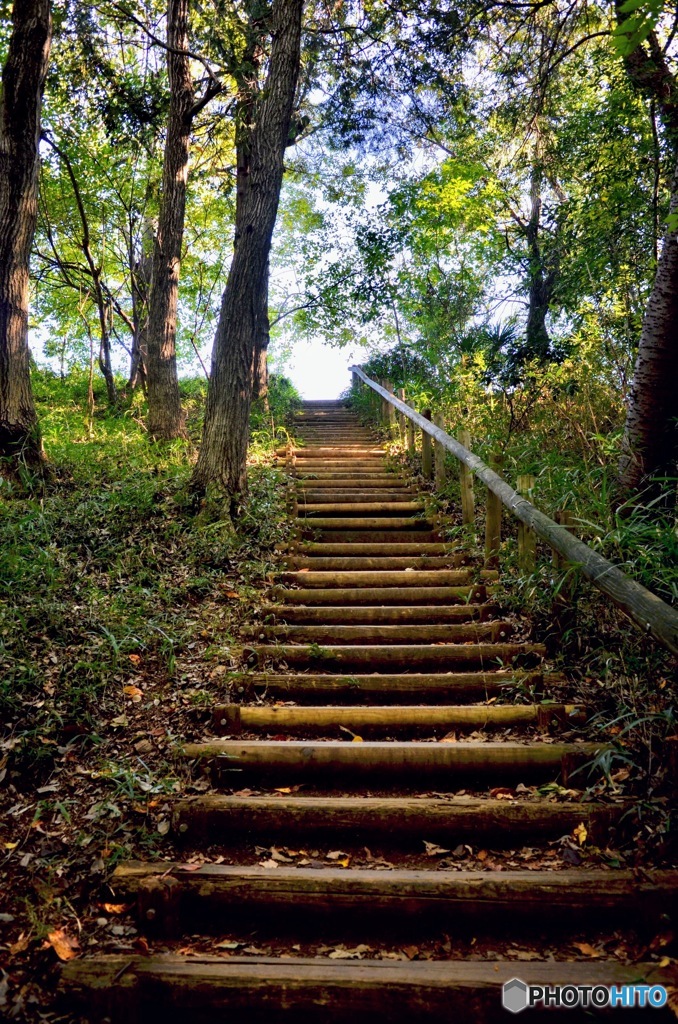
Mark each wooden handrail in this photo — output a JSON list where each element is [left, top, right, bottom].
[[350, 365, 678, 657]]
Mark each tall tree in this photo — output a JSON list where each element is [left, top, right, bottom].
[[146, 0, 220, 439], [191, 0, 303, 506], [614, 3, 678, 500], [0, 0, 51, 474]]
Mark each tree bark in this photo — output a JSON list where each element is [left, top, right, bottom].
[[127, 220, 154, 393], [0, 0, 51, 473], [252, 259, 270, 409], [615, 8, 678, 500], [145, 0, 194, 439], [191, 0, 303, 507], [617, 161, 678, 498]]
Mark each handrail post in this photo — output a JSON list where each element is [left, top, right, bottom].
[[396, 388, 406, 443], [384, 379, 397, 435], [517, 474, 537, 571], [552, 510, 573, 570], [421, 410, 433, 478], [458, 428, 475, 538], [433, 412, 446, 489], [485, 453, 504, 567]]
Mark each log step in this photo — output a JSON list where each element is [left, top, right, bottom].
[[304, 531, 442, 543], [296, 491, 417, 501], [62, 955, 678, 1024], [231, 670, 544, 702], [295, 478, 412, 487], [179, 739, 603, 784], [297, 518, 435, 530], [247, 641, 544, 670], [212, 703, 585, 735], [298, 502, 425, 514], [111, 864, 678, 934], [286, 557, 469, 570], [246, 642, 545, 670], [296, 543, 456, 555], [282, 570, 472, 588], [172, 793, 621, 845], [260, 602, 491, 624], [273, 587, 489, 605], [243, 622, 513, 645]]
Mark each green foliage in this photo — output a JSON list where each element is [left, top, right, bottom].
[[0, 369, 296, 761]]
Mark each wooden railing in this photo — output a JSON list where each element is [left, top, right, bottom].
[[350, 366, 678, 657]]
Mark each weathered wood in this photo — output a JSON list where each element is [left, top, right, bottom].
[[212, 703, 584, 735], [286, 556, 468, 571], [299, 501, 425, 514], [552, 508, 573, 571], [282, 569, 472, 587], [433, 413, 446, 489], [350, 366, 678, 655], [296, 491, 416, 502], [260, 602, 492, 625], [295, 477, 410, 487], [457, 428, 475, 535], [297, 517, 435, 530], [273, 586, 486, 606], [179, 739, 603, 786], [304, 532, 443, 545], [296, 543, 455, 555], [517, 474, 537, 572], [384, 379, 397, 433], [172, 793, 620, 845], [62, 955, 678, 1024], [245, 622, 514, 645], [235, 670, 544, 702], [396, 387, 406, 442], [246, 642, 543, 671], [484, 453, 504, 568], [421, 409, 433, 478], [112, 864, 678, 935]]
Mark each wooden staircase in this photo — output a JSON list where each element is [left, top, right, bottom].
[[62, 400, 678, 1021]]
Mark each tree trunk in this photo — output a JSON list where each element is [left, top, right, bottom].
[[0, 0, 51, 473], [252, 259, 270, 410], [191, 0, 303, 506], [524, 159, 555, 361], [614, 9, 678, 501], [145, 0, 193, 440], [128, 220, 154, 393], [618, 161, 678, 498]]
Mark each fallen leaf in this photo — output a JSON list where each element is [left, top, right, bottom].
[[326, 850, 351, 861], [259, 858, 278, 869], [572, 942, 602, 958], [157, 819, 170, 836], [46, 928, 79, 961], [573, 822, 588, 846], [351, 735, 364, 743], [102, 903, 128, 915], [328, 945, 370, 960], [274, 787, 293, 794], [123, 684, 143, 702], [423, 841, 450, 857], [9, 933, 30, 956], [128, 654, 141, 665], [223, 591, 241, 599]]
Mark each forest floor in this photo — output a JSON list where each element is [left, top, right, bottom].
[[1, 382, 676, 1021]]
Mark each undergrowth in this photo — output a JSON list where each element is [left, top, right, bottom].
[[0, 368, 300, 777]]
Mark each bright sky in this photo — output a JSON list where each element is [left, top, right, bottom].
[[274, 336, 360, 399]]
